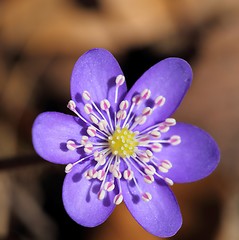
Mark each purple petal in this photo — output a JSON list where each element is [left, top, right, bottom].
[[121, 170, 182, 237], [125, 58, 192, 130], [71, 48, 127, 117], [32, 112, 83, 164], [157, 123, 220, 183], [62, 162, 116, 227]]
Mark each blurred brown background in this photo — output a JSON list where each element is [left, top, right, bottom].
[[0, 0, 239, 239]]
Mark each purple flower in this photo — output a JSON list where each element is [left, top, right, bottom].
[[32, 48, 220, 237]]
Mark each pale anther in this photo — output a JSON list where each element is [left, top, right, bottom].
[[81, 136, 88, 145], [84, 103, 93, 114], [94, 152, 106, 165], [158, 166, 168, 173], [82, 91, 91, 101], [158, 123, 170, 133], [87, 126, 97, 137], [115, 74, 125, 86], [104, 182, 115, 192], [161, 160, 172, 169], [67, 100, 76, 111], [144, 165, 156, 175], [89, 114, 99, 124], [119, 100, 129, 110], [155, 96, 166, 107], [112, 169, 122, 179], [150, 130, 161, 138], [132, 95, 141, 105], [123, 169, 133, 180], [142, 107, 153, 116], [146, 150, 153, 158], [100, 99, 110, 111], [84, 143, 93, 153], [116, 110, 126, 120], [97, 169, 106, 181], [138, 152, 150, 162], [138, 136, 150, 143], [144, 175, 154, 184], [142, 192, 152, 201], [170, 135, 181, 145], [113, 194, 123, 205], [98, 120, 107, 131], [65, 163, 73, 173], [88, 168, 98, 178], [135, 116, 147, 125], [98, 189, 106, 200], [140, 89, 151, 100], [164, 177, 174, 186], [151, 143, 163, 152], [165, 118, 176, 126], [66, 140, 78, 151]]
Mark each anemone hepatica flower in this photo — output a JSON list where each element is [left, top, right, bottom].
[[32, 48, 220, 237]]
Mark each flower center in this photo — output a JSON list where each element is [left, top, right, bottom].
[[108, 127, 138, 158]]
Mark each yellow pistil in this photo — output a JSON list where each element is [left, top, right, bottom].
[[108, 127, 138, 158]]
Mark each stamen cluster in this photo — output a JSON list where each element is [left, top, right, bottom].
[[65, 74, 181, 205]]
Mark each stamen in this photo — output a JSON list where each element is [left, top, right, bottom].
[[87, 168, 98, 179], [115, 74, 125, 86], [113, 193, 123, 205], [87, 126, 97, 137], [140, 89, 151, 100], [144, 165, 156, 175], [142, 107, 153, 116], [164, 177, 174, 186], [158, 123, 170, 133], [119, 100, 129, 110], [157, 159, 173, 173], [65, 163, 73, 173], [135, 116, 147, 125], [154, 96, 166, 107], [82, 91, 91, 101], [98, 120, 108, 132], [137, 152, 150, 163], [130, 116, 147, 130], [123, 169, 134, 180], [165, 118, 176, 126], [66, 140, 81, 151], [132, 95, 141, 105], [84, 103, 93, 114], [151, 143, 163, 152], [65, 153, 95, 173], [67, 100, 76, 111], [161, 159, 172, 169], [150, 130, 161, 138], [100, 99, 114, 131], [146, 150, 153, 158], [142, 192, 152, 201], [158, 166, 168, 173], [116, 110, 126, 121], [104, 181, 115, 192], [97, 169, 106, 181], [84, 143, 93, 153], [144, 174, 154, 184], [169, 135, 181, 145], [67, 100, 88, 124], [98, 189, 106, 200], [115, 75, 125, 103], [100, 99, 110, 111], [81, 136, 89, 145], [89, 114, 99, 125]]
